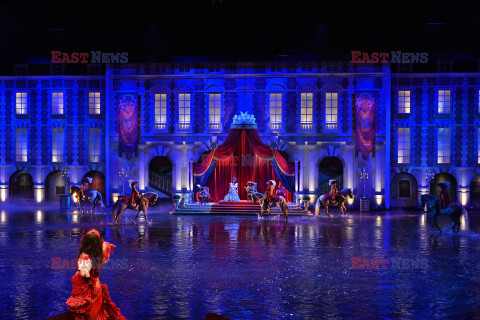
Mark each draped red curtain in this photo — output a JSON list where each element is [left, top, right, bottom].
[[204, 131, 291, 202]]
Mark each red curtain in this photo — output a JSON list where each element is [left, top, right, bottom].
[[205, 131, 291, 202]]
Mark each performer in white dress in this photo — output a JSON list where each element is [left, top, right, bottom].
[[224, 177, 241, 202]]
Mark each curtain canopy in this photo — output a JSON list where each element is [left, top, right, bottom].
[[193, 128, 295, 177]]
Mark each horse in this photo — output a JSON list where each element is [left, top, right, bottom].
[[70, 186, 105, 214], [258, 195, 289, 221], [112, 192, 158, 224], [420, 194, 466, 233], [315, 188, 353, 218]]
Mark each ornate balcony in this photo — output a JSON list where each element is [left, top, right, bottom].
[[177, 124, 191, 133], [208, 123, 222, 133], [153, 123, 168, 133], [269, 123, 282, 133], [300, 123, 314, 132], [324, 123, 339, 133]]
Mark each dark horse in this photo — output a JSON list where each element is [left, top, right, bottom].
[[70, 186, 105, 214], [421, 194, 466, 233], [112, 192, 158, 224]]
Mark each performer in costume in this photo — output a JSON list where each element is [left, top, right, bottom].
[[263, 180, 276, 210], [129, 180, 142, 207], [438, 182, 450, 209], [328, 179, 339, 203], [197, 184, 209, 203], [246, 181, 263, 203], [224, 177, 240, 202], [275, 185, 286, 201], [66, 229, 126, 320], [79, 177, 92, 202]]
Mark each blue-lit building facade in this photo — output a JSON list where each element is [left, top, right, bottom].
[[0, 61, 478, 209]]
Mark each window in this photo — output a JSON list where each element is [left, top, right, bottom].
[[437, 127, 450, 163], [208, 93, 221, 124], [89, 128, 102, 163], [15, 92, 27, 115], [398, 90, 411, 114], [15, 128, 28, 162], [398, 180, 411, 198], [154, 93, 167, 130], [52, 92, 64, 115], [397, 128, 411, 164], [438, 90, 451, 114], [301, 92, 313, 125], [52, 128, 64, 163], [88, 92, 101, 115], [269, 93, 282, 125], [178, 94, 191, 128], [325, 92, 338, 124]]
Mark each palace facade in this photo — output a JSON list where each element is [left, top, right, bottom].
[[0, 61, 478, 209]]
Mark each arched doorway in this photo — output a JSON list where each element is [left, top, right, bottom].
[[45, 170, 70, 202], [83, 170, 106, 200], [9, 170, 34, 199], [430, 172, 457, 203], [390, 172, 418, 208], [318, 157, 343, 195], [470, 175, 480, 208], [148, 156, 173, 198]]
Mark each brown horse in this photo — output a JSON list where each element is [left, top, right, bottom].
[[112, 192, 158, 224], [258, 196, 289, 221], [315, 188, 353, 218], [70, 186, 105, 214]]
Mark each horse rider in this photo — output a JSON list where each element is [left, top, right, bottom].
[[79, 177, 92, 201], [129, 180, 142, 208], [328, 179, 339, 203], [263, 180, 276, 210], [275, 185, 286, 201], [438, 182, 450, 209]]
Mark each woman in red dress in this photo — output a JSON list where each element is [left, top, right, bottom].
[[66, 229, 126, 320]]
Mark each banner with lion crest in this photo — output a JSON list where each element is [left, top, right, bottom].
[[354, 93, 376, 160], [117, 94, 139, 159]]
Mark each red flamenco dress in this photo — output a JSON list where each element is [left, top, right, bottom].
[[66, 242, 126, 320]]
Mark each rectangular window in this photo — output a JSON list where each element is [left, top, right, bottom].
[[208, 93, 221, 124], [398, 90, 411, 114], [178, 93, 191, 126], [437, 127, 450, 163], [52, 92, 64, 115], [88, 92, 101, 115], [52, 128, 64, 163], [438, 90, 451, 114], [325, 92, 338, 124], [397, 128, 411, 163], [154, 93, 167, 125], [16, 92, 27, 115], [89, 128, 102, 163], [15, 128, 28, 162], [269, 93, 282, 124], [300, 92, 313, 124]]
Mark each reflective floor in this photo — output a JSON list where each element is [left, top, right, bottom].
[[0, 204, 479, 319]]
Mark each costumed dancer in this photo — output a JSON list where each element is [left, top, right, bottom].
[[438, 182, 451, 209], [129, 180, 142, 208], [79, 177, 92, 202], [197, 184, 209, 204], [224, 177, 240, 202], [66, 229, 126, 320], [275, 185, 286, 201]]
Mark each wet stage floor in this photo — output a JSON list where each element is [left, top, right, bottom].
[[0, 203, 479, 319]]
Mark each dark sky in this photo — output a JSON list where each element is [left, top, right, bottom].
[[1, 0, 480, 64]]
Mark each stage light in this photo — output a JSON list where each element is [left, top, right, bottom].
[[347, 196, 354, 206], [35, 187, 43, 203], [375, 195, 383, 206], [0, 211, 6, 224], [0, 186, 7, 202], [72, 213, 79, 223]]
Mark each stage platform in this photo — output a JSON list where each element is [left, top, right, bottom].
[[172, 200, 312, 216]]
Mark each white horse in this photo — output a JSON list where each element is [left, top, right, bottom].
[[315, 188, 353, 218]]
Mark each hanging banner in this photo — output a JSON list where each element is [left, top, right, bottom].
[[354, 93, 376, 160], [117, 94, 139, 159]]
